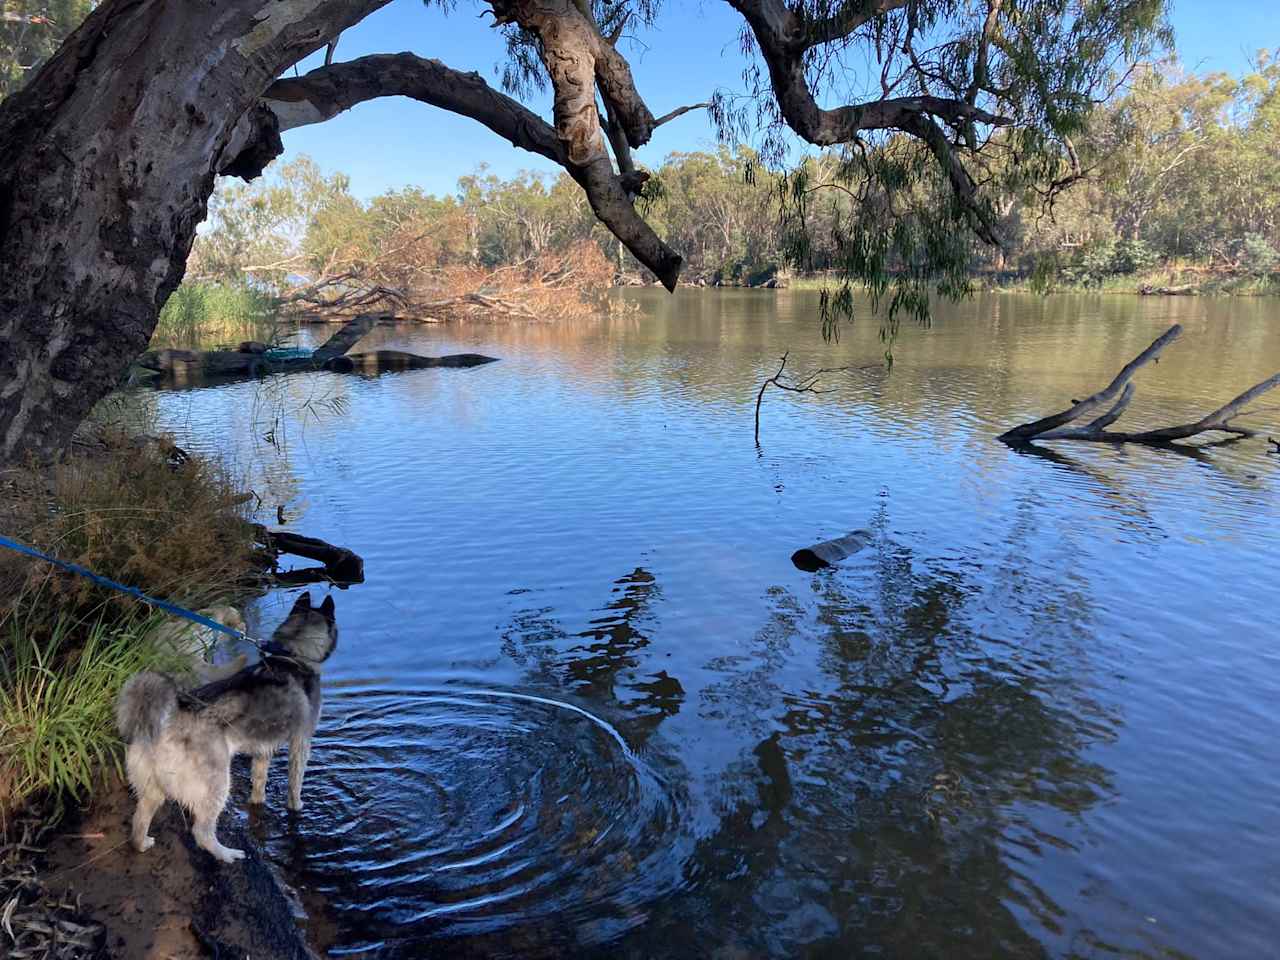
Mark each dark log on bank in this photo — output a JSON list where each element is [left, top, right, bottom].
[[791, 530, 873, 572], [998, 324, 1280, 446], [252, 525, 364, 586], [294, 310, 399, 325], [1138, 283, 1197, 296]]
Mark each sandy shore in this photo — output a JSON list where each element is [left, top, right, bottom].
[[43, 778, 316, 959]]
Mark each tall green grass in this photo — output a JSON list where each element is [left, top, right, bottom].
[[0, 431, 259, 822], [0, 607, 185, 820], [152, 281, 282, 349]]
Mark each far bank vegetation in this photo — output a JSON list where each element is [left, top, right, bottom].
[[155, 50, 1280, 352], [154, 160, 624, 348]]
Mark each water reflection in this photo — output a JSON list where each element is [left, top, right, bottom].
[[610, 512, 1115, 959], [504, 568, 685, 747]]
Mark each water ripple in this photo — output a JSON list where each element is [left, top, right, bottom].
[[261, 686, 686, 958]]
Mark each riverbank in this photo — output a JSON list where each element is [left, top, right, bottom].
[[785, 268, 1280, 296], [29, 777, 315, 958], [0, 426, 308, 958]]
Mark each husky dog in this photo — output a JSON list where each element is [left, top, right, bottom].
[[115, 593, 338, 863], [152, 604, 250, 684]]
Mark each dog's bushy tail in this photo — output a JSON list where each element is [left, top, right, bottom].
[[115, 672, 177, 743]]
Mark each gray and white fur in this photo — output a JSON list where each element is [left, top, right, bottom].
[[115, 592, 338, 863]]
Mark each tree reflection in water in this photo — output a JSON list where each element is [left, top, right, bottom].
[[503, 503, 1120, 958]]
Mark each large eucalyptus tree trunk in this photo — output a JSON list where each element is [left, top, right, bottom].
[[0, 0, 387, 463]]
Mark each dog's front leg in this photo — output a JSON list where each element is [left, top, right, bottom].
[[250, 752, 271, 805], [287, 734, 311, 811]]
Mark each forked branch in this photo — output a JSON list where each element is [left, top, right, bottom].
[[998, 324, 1280, 446], [755, 352, 866, 444]]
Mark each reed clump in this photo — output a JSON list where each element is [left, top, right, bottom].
[[151, 281, 281, 349]]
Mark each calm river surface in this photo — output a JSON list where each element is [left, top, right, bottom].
[[149, 290, 1279, 959]]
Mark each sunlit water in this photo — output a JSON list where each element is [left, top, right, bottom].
[[146, 290, 1280, 958]]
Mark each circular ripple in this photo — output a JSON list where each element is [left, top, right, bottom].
[[270, 687, 684, 957]]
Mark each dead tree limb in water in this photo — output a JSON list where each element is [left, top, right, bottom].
[[998, 324, 1280, 446], [754, 353, 874, 445]]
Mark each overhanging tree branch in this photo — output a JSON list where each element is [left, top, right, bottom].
[[229, 53, 683, 289], [725, 0, 1014, 244]]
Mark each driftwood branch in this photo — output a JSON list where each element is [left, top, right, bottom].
[[252, 525, 364, 586], [999, 324, 1280, 446], [754, 352, 865, 445]]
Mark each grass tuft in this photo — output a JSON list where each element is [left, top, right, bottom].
[[0, 609, 186, 821], [0, 430, 258, 821]]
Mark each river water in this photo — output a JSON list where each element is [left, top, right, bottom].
[[149, 290, 1280, 959]]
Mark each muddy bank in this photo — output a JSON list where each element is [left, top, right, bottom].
[[43, 778, 316, 959]]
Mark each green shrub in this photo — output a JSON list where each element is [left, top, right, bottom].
[[0, 607, 186, 821], [1239, 234, 1279, 277]]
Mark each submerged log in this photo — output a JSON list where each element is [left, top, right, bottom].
[[331, 349, 499, 373], [252, 525, 364, 586], [791, 530, 873, 572], [999, 324, 1280, 446]]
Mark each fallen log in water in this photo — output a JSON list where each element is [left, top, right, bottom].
[[998, 323, 1280, 446], [138, 316, 498, 382], [138, 314, 378, 376], [791, 530, 873, 572], [252, 525, 364, 586], [326, 350, 499, 373]]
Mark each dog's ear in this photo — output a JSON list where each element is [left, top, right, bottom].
[[289, 592, 312, 615], [319, 595, 335, 621]]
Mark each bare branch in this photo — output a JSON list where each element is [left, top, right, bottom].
[[755, 352, 869, 444], [999, 325, 1280, 446], [654, 102, 711, 127]]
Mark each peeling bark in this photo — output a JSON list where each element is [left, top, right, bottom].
[[0, 0, 393, 462]]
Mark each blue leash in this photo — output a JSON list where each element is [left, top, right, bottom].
[[0, 532, 271, 652]]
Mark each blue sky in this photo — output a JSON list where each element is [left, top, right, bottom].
[[277, 1, 1278, 200]]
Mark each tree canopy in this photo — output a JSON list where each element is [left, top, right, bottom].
[[0, 0, 1173, 458]]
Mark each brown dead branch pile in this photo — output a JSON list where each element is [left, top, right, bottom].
[[283, 242, 621, 324]]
